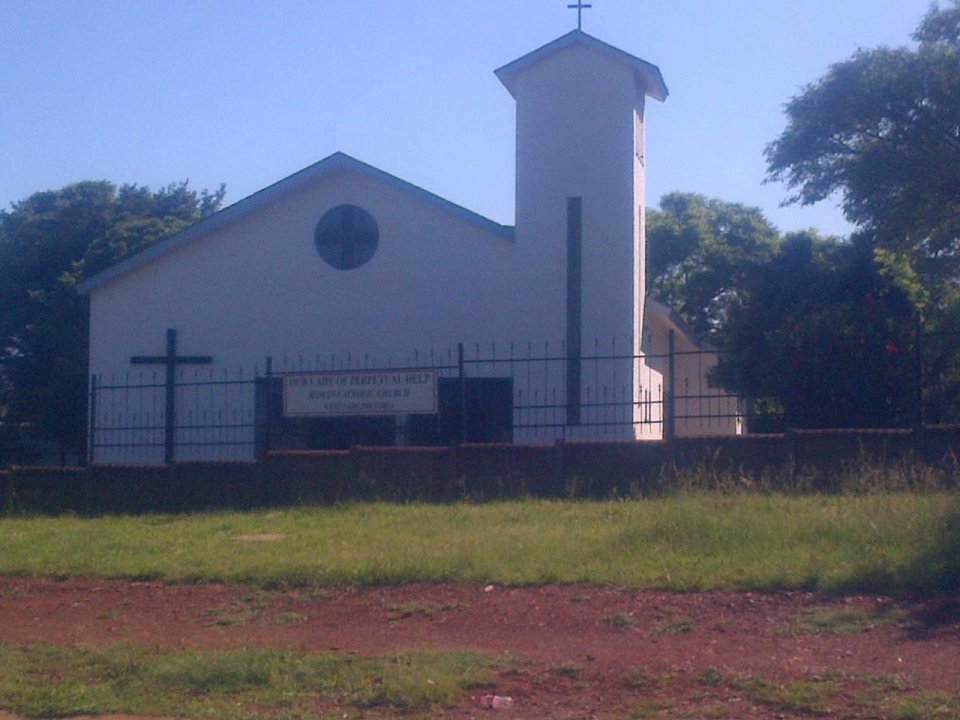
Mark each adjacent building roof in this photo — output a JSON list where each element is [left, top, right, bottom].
[[495, 29, 668, 102], [645, 299, 719, 353], [77, 152, 514, 295]]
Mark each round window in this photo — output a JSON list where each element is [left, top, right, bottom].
[[314, 204, 379, 270]]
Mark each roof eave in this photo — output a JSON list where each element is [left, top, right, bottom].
[[495, 29, 668, 102]]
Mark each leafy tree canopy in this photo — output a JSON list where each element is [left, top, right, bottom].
[[711, 231, 918, 429], [765, 2, 960, 312], [0, 180, 224, 461], [646, 190, 933, 429], [647, 192, 781, 341]]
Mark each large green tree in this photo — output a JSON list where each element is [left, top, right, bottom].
[[765, 2, 960, 314], [711, 232, 918, 429], [647, 192, 780, 341], [0, 180, 224, 462]]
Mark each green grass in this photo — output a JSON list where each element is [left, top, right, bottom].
[[649, 612, 696, 637], [387, 601, 461, 622], [0, 643, 503, 719], [614, 668, 960, 720], [0, 492, 957, 594], [3, 644, 959, 720], [731, 674, 840, 716], [603, 611, 638, 629], [779, 603, 909, 636]]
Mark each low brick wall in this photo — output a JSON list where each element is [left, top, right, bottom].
[[353, 446, 455, 502], [262, 451, 352, 505], [673, 433, 790, 474], [559, 441, 671, 496], [6, 465, 90, 514], [457, 443, 561, 498], [86, 464, 170, 513], [3, 426, 958, 514], [0, 469, 10, 512], [789, 428, 916, 475], [920, 425, 960, 467]]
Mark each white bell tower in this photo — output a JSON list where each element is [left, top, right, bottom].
[[496, 30, 667, 434]]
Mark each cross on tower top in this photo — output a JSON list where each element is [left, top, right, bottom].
[[567, 1, 592, 30]]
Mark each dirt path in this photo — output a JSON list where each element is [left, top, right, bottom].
[[1, 577, 958, 718]]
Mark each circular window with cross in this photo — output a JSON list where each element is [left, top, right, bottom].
[[314, 204, 379, 270]]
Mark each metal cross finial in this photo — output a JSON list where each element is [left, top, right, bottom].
[[567, 1, 592, 30]]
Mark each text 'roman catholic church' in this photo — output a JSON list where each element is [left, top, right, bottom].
[[79, 24, 741, 464]]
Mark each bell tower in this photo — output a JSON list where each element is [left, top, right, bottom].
[[496, 30, 667, 435]]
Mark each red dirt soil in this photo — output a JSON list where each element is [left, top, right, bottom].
[[1, 577, 958, 719]]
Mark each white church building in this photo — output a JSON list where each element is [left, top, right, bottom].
[[78, 29, 741, 464]]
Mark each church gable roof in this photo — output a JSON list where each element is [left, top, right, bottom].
[[495, 29, 668, 102], [77, 152, 514, 295]]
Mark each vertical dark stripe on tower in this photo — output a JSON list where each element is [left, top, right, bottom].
[[567, 197, 582, 426]]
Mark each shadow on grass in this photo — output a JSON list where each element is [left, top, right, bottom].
[[832, 509, 960, 632], [904, 509, 960, 633], [910, 596, 960, 633]]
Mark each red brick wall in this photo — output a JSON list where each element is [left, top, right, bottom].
[[3, 426, 958, 514]]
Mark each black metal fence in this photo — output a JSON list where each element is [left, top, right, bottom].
[[88, 340, 741, 464], [86, 332, 960, 465], [89, 365, 260, 465]]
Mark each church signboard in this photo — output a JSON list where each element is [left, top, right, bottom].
[[282, 369, 438, 417]]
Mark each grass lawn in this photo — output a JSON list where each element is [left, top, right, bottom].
[[0, 644, 505, 720], [1, 492, 956, 594]]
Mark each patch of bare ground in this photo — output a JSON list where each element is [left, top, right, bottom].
[[0, 577, 958, 718]]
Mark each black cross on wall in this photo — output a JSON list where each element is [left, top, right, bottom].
[[131, 328, 212, 464]]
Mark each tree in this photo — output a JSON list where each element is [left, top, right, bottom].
[[647, 192, 780, 341], [765, 2, 960, 314], [711, 232, 918, 429], [0, 180, 225, 462]]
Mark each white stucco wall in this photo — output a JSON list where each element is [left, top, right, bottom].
[[512, 43, 642, 348], [89, 168, 521, 376]]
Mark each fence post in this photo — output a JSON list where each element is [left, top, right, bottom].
[[665, 330, 676, 441], [915, 313, 925, 429], [87, 374, 98, 465], [164, 367, 176, 465], [264, 356, 274, 457], [458, 342, 466, 445]]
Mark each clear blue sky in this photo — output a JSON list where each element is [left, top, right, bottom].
[[0, 0, 936, 238]]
